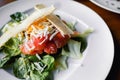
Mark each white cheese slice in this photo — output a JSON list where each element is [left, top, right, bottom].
[[0, 5, 55, 47], [47, 14, 74, 35], [35, 4, 73, 35], [34, 4, 46, 10]]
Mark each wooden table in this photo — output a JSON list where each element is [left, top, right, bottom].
[[0, 0, 120, 80]]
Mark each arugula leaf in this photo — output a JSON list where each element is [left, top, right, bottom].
[[10, 12, 27, 22], [62, 39, 82, 59]]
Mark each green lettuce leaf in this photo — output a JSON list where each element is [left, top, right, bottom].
[[3, 37, 21, 56], [13, 57, 31, 79], [71, 28, 93, 53], [1, 22, 20, 33], [66, 22, 77, 31], [13, 55, 55, 80], [41, 55, 55, 71], [55, 55, 68, 71], [62, 39, 82, 59], [30, 70, 49, 80], [79, 28, 93, 38], [0, 56, 10, 68], [0, 37, 21, 68], [10, 12, 27, 22]]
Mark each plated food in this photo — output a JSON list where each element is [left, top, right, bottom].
[[0, 4, 92, 80]]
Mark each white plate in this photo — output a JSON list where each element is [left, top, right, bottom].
[[0, 0, 114, 80], [90, 0, 120, 14]]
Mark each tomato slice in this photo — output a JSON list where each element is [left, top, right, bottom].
[[53, 32, 70, 48], [44, 41, 57, 54], [20, 35, 48, 55], [20, 40, 36, 55], [20, 32, 70, 55], [31, 36, 47, 52]]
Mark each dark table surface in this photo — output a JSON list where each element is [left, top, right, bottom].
[[0, 0, 120, 80]]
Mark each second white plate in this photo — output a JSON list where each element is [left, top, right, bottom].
[[90, 0, 120, 14]]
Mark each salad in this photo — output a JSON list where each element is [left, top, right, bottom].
[[0, 4, 93, 80]]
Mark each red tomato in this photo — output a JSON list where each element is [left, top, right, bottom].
[[20, 33, 70, 55], [44, 41, 57, 54], [20, 40, 36, 55], [31, 36, 47, 53], [53, 32, 70, 48], [20, 35, 48, 55]]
